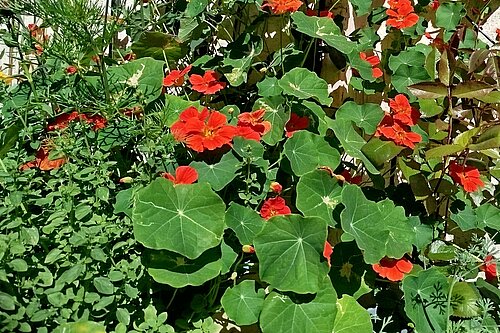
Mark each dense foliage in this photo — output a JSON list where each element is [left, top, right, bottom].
[[1, 0, 500, 332]]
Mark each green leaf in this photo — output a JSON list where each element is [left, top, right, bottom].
[[223, 34, 263, 87], [56, 321, 106, 333], [451, 282, 481, 318], [300, 100, 329, 136], [0, 291, 15, 311], [348, 0, 372, 15], [107, 57, 165, 104], [291, 12, 355, 54], [469, 125, 500, 151], [9, 258, 28, 272], [436, 2, 465, 31], [131, 32, 186, 64], [257, 77, 283, 97], [408, 83, 448, 99], [232, 137, 268, 169], [329, 119, 379, 175], [260, 277, 337, 333], [255, 96, 287, 146], [133, 179, 226, 259], [93, 277, 114, 295], [143, 246, 223, 288], [453, 82, 495, 99], [283, 131, 340, 176], [279, 68, 333, 106], [225, 203, 265, 245], [190, 152, 240, 191], [254, 214, 328, 294], [362, 138, 404, 168], [425, 144, 465, 159], [296, 169, 342, 227], [116, 308, 130, 326], [186, 0, 208, 17], [221, 280, 265, 326], [221, 240, 238, 275], [162, 94, 202, 126], [340, 185, 415, 264], [0, 124, 20, 158], [402, 268, 450, 333], [477, 90, 500, 103], [408, 217, 433, 251], [332, 295, 373, 333], [427, 240, 456, 261], [389, 51, 426, 74], [392, 66, 431, 95], [335, 102, 384, 135]]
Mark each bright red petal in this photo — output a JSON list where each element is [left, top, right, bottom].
[[175, 166, 198, 184]]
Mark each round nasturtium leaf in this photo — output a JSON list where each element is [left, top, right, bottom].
[[333, 295, 373, 333], [278, 68, 333, 106], [221, 280, 266, 326], [284, 130, 340, 176], [451, 282, 481, 318], [143, 246, 223, 288], [254, 214, 329, 294], [225, 202, 265, 245], [296, 169, 342, 227], [260, 277, 337, 333], [133, 178, 226, 259], [190, 152, 240, 191], [402, 267, 450, 333]]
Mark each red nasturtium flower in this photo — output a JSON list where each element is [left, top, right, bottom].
[[163, 65, 192, 87], [340, 170, 362, 185], [20, 144, 67, 171], [170, 107, 237, 152], [323, 241, 333, 267], [189, 70, 226, 94], [386, 0, 419, 29], [389, 94, 420, 126], [359, 52, 383, 79], [260, 196, 291, 219], [162, 166, 198, 185], [269, 181, 283, 194], [372, 257, 413, 281], [47, 112, 107, 131], [261, 0, 303, 15], [496, 28, 500, 41], [65, 66, 77, 75], [448, 161, 484, 193], [285, 113, 309, 137], [480, 255, 497, 282], [430, 0, 440, 10], [376, 115, 421, 149], [236, 109, 271, 141]]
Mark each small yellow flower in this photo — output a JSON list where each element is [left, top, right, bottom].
[[0, 71, 13, 85]]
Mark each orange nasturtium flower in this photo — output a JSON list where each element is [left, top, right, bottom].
[[389, 94, 421, 126], [260, 196, 291, 220], [20, 144, 67, 171], [372, 257, 413, 281], [236, 109, 272, 141], [261, 0, 303, 15], [376, 115, 421, 149], [170, 107, 237, 152], [189, 70, 226, 94], [448, 161, 484, 193], [480, 255, 497, 282], [162, 166, 198, 185], [359, 52, 383, 79], [323, 241, 333, 267], [163, 65, 192, 87], [386, 0, 419, 29]]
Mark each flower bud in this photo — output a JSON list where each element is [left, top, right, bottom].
[[242, 245, 255, 254], [119, 177, 134, 184], [269, 181, 282, 194], [65, 66, 77, 75]]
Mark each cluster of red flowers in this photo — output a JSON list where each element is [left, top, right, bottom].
[[260, 196, 291, 219], [375, 94, 422, 149], [386, 0, 419, 29], [360, 52, 383, 79], [372, 256, 413, 281], [480, 255, 497, 282], [285, 113, 309, 137], [163, 67, 226, 95], [171, 107, 271, 152], [162, 166, 198, 185], [47, 111, 107, 131], [448, 161, 484, 193], [261, 0, 303, 15]]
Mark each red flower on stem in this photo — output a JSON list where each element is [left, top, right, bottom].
[[170, 107, 237, 152], [376, 115, 421, 149], [163, 65, 192, 87], [236, 109, 271, 141], [372, 257, 413, 281], [323, 241, 333, 267], [480, 255, 497, 282], [389, 94, 420, 126], [20, 145, 67, 171], [269, 181, 283, 194], [162, 166, 198, 185], [285, 113, 309, 137], [448, 161, 484, 193], [386, 0, 419, 29], [189, 70, 226, 94], [261, 0, 303, 15], [360, 52, 383, 79], [260, 196, 291, 219]]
